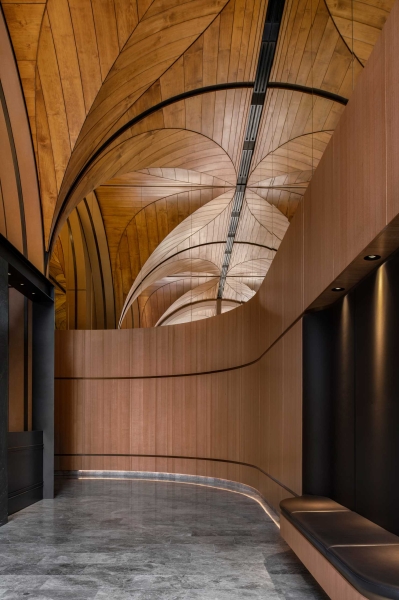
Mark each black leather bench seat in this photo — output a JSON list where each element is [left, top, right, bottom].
[[280, 496, 399, 600]]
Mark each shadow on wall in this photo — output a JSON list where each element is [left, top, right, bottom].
[[303, 248, 399, 536]]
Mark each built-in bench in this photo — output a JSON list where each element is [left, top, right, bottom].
[[280, 496, 399, 600]]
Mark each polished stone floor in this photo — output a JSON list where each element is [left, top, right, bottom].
[[0, 478, 328, 599]]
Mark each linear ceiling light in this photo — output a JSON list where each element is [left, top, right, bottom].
[[217, 0, 286, 300]]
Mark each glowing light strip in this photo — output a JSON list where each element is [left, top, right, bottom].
[[75, 470, 280, 528]]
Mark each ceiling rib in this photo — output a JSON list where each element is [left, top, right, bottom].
[[51, 77, 348, 257], [217, 0, 286, 299]]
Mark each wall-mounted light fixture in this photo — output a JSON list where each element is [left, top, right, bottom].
[[364, 254, 381, 261], [332, 287, 345, 292]]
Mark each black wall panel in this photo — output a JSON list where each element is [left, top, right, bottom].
[[0, 235, 54, 526], [355, 257, 399, 534], [303, 310, 334, 498], [8, 431, 43, 515], [303, 299, 355, 509], [304, 249, 399, 534]]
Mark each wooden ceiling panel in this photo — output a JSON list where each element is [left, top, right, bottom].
[[117, 188, 285, 325], [159, 298, 238, 326], [113, 169, 232, 187], [224, 278, 257, 300], [137, 275, 218, 328], [2, 0, 389, 327], [252, 89, 343, 172], [47, 0, 87, 148], [150, 277, 256, 327], [154, 278, 219, 325], [325, 0, 395, 64], [104, 186, 229, 317], [248, 131, 332, 218], [61, 129, 236, 227], [120, 203, 232, 320], [36, 12, 72, 189], [55, 0, 235, 214], [67, 0, 103, 111], [1, 1, 45, 145]]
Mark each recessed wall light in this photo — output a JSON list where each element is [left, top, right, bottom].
[[8, 273, 11, 276], [332, 287, 345, 292], [32, 292, 35, 295], [20, 283, 24, 286], [364, 254, 381, 261]]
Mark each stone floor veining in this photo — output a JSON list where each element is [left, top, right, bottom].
[[0, 478, 328, 599]]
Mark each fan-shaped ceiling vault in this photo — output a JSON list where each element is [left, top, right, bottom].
[[1, 0, 394, 328]]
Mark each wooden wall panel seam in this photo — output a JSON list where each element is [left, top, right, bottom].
[[55, 313, 304, 379]]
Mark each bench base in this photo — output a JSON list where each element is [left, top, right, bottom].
[[280, 515, 367, 600]]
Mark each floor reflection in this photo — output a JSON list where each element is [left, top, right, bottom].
[[0, 478, 328, 599]]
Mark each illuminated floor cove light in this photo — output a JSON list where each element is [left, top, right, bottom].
[[75, 470, 281, 529]]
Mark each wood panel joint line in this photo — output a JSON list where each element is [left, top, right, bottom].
[[0, 81, 27, 256], [55, 314, 303, 379], [156, 298, 242, 326], [125, 241, 278, 304], [50, 82, 348, 250]]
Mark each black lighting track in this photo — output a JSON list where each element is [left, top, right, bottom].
[[50, 74, 348, 257], [217, 0, 287, 299]]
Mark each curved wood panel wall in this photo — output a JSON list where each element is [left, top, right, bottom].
[[55, 2, 399, 512], [0, 8, 43, 272]]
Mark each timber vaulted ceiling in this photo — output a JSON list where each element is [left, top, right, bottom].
[[1, 0, 394, 329]]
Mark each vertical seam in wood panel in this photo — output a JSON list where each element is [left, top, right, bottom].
[[0, 81, 27, 256], [67, 1, 90, 116], [0, 181, 8, 239], [45, 14, 73, 151]]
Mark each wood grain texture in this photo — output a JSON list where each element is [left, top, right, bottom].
[[325, 0, 395, 65], [332, 27, 386, 280], [303, 139, 334, 308], [1, 0, 46, 147], [53, 2, 399, 521], [36, 0, 393, 330], [0, 8, 44, 271], [385, 0, 399, 224], [2, 0, 394, 319], [281, 516, 368, 600], [54, 329, 302, 513]]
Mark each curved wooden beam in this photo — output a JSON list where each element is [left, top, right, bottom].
[[267, 82, 348, 105], [123, 240, 278, 317], [50, 82, 349, 255]]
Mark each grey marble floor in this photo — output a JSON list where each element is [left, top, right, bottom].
[[0, 478, 328, 599]]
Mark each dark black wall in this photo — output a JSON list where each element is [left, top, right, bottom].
[[303, 249, 399, 535], [0, 235, 54, 526], [8, 431, 43, 515], [303, 297, 356, 509], [32, 302, 54, 499]]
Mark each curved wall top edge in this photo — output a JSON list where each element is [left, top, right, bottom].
[[55, 0, 399, 378]]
